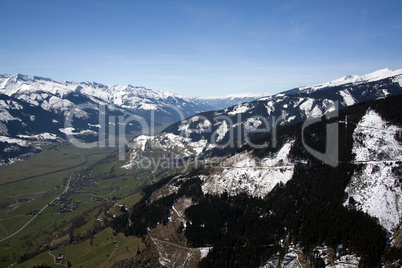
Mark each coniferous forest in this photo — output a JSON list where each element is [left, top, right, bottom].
[[111, 94, 402, 267]]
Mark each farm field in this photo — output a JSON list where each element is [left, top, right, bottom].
[[18, 227, 143, 268], [0, 143, 148, 267]]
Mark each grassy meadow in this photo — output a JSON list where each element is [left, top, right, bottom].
[[0, 143, 149, 267]]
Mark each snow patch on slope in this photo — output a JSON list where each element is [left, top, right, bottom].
[[393, 75, 402, 87], [0, 110, 21, 122], [228, 103, 250, 116], [18, 133, 58, 140], [59, 127, 96, 136], [0, 136, 27, 146], [131, 135, 153, 151], [339, 89, 356, 106], [123, 133, 210, 169], [244, 117, 262, 130], [41, 96, 70, 110], [344, 110, 402, 233], [299, 98, 314, 118], [201, 141, 295, 197], [215, 121, 228, 142], [352, 110, 401, 162]]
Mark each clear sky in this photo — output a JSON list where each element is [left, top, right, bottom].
[[1, 0, 401, 97]]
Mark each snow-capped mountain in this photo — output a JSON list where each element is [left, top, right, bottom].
[[289, 67, 402, 94], [128, 68, 402, 161], [116, 94, 402, 267], [1, 68, 402, 166], [0, 73, 210, 118], [0, 74, 238, 164], [124, 68, 402, 237], [137, 96, 402, 232], [0, 73, 268, 164]]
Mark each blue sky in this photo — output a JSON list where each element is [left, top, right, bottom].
[[1, 0, 401, 97]]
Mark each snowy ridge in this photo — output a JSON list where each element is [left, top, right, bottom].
[[299, 68, 402, 93], [201, 141, 295, 197], [0, 74, 200, 113], [344, 110, 402, 233], [0, 74, 271, 115]]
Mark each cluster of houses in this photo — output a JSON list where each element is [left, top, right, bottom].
[[68, 171, 97, 192], [49, 196, 81, 213], [48, 170, 120, 213], [48, 171, 95, 212]]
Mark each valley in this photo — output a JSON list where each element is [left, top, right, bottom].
[[0, 69, 401, 267], [2, 0, 402, 265], [0, 143, 168, 267]]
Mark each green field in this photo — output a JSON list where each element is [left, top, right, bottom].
[[17, 228, 142, 268], [0, 143, 150, 267]]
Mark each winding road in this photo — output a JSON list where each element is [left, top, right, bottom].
[[0, 172, 74, 243], [0, 154, 91, 243]]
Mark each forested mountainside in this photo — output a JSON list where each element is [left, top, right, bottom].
[[112, 94, 402, 267]]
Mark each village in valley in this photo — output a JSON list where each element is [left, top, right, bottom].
[[48, 170, 108, 213]]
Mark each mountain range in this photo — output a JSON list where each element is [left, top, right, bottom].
[[114, 68, 402, 267], [0, 74, 266, 164], [127, 68, 402, 163], [1, 68, 402, 267], [114, 86, 402, 268]]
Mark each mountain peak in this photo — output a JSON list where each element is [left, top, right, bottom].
[[299, 67, 402, 93]]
